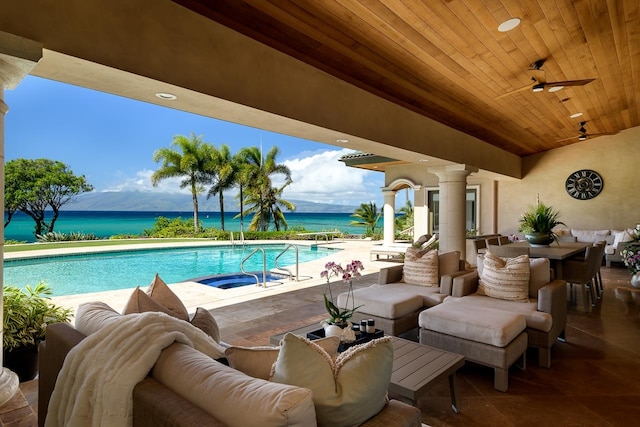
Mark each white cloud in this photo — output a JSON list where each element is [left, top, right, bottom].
[[279, 149, 383, 206], [103, 169, 190, 194], [101, 149, 385, 206]]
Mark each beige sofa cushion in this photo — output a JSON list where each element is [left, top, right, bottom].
[[438, 250, 461, 276], [153, 343, 316, 427], [419, 302, 527, 347], [189, 307, 220, 343], [445, 295, 553, 332], [225, 336, 340, 380], [146, 274, 190, 320], [478, 253, 530, 303], [571, 229, 610, 243], [528, 258, 551, 299], [345, 286, 424, 318], [403, 248, 439, 286], [75, 301, 121, 335], [271, 333, 393, 427]]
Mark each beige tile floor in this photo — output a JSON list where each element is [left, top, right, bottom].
[[2, 241, 640, 426]]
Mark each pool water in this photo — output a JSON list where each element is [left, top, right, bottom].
[[3, 244, 338, 296], [198, 272, 290, 289]]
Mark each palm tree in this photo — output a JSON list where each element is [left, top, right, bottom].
[[151, 133, 213, 232], [350, 202, 382, 236], [396, 199, 414, 233], [236, 146, 294, 231], [205, 144, 235, 230]]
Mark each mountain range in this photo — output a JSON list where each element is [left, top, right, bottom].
[[61, 191, 358, 213]]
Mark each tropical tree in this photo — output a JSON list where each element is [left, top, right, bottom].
[[350, 202, 382, 236], [4, 159, 93, 236], [151, 133, 214, 232], [396, 199, 414, 233], [236, 146, 294, 231], [205, 144, 234, 230]]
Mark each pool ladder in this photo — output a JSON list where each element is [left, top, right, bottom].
[[239, 244, 300, 287]]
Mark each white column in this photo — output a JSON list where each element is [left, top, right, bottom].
[[429, 165, 477, 257], [382, 190, 396, 245], [412, 186, 427, 241], [0, 32, 42, 406]]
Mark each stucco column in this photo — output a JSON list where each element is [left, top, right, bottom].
[[382, 190, 396, 245], [429, 165, 477, 256], [412, 186, 427, 240], [0, 32, 41, 406]]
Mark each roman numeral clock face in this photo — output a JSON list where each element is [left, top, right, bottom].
[[565, 169, 604, 200]]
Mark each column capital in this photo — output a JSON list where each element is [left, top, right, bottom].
[[381, 188, 397, 197], [0, 32, 42, 89], [428, 164, 478, 181]]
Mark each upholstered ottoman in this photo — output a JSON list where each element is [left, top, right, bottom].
[[339, 286, 425, 336], [418, 302, 527, 392]]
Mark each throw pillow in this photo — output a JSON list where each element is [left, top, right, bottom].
[[123, 287, 188, 320], [403, 247, 439, 286], [225, 336, 341, 380], [146, 273, 189, 320], [75, 301, 121, 335], [190, 307, 220, 343], [478, 252, 530, 303], [270, 333, 393, 427]]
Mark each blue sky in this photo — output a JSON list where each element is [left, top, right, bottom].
[[5, 76, 384, 207]]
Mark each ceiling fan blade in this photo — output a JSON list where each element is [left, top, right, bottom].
[[555, 130, 617, 143], [495, 84, 533, 99], [545, 78, 595, 88]]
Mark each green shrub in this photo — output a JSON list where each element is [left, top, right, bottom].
[[36, 231, 100, 242]]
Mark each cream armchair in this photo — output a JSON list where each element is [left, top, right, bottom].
[[449, 256, 567, 368]]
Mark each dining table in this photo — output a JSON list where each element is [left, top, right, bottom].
[[510, 241, 592, 279]]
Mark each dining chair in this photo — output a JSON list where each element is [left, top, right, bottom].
[[485, 236, 499, 246], [562, 245, 603, 311], [487, 244, 530, 258], [474, 238, 487, 255], [498, 236, 510, 245]]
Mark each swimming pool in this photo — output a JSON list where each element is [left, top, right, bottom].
[[3, 244, 338, 296]]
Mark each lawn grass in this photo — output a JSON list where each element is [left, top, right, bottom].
[[4, 238, 213, 253]]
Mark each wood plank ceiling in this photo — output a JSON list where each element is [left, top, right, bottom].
[[174, 0, 639, 158]]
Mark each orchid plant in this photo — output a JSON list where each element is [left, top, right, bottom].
[[621, 225, 640, 274], [320, 260, 364, 325]]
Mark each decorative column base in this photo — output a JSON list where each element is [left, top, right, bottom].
[[0, 368, 19, 406]]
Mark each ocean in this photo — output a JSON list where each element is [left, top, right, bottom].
[[4, 211, 364, 243]]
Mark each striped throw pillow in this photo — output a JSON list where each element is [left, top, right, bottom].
[[403, 247, 439, 287], [478, 252, 530, 302]]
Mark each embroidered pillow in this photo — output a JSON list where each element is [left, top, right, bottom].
[[403, 247, 439, 286], [478, 252, 530, 303], [270, 333, 393, 427]]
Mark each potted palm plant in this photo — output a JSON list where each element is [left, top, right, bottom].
[[518, 202, 565, 246], [3, 282, 72, 381]]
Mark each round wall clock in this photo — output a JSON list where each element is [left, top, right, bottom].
[[565, 169, 603, 200]]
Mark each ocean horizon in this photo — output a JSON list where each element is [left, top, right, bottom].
[[4, 210, 364, 242]]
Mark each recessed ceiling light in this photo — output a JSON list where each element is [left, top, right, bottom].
[[419, 159, 429, 162], [498, 18, 521, 32], [548, 86, 564, 93], [578, 135, 587, 141], [155, 92, 177, 100], [570, 112, 583, 118], [336, 139, 349, 144]]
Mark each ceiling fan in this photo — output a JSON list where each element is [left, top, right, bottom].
[[556, 121, 617, 142], [497, 59, 595, 99]]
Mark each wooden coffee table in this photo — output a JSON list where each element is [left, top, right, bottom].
[[270, 326, 464, 413]]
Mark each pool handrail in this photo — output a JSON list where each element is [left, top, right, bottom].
[[240, 247, 267, 287], [274, 244, 299, 281]]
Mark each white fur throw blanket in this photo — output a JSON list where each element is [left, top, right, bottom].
[[45, 311, 226, 427]]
